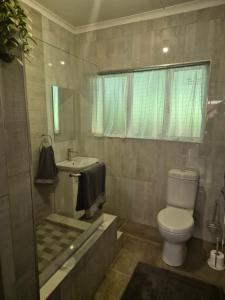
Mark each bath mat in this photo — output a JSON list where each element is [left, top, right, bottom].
[[121, 262, 225, 300]]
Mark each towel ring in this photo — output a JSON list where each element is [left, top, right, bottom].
[[39, 134, 53, 151], [42, 134, 52, 144]]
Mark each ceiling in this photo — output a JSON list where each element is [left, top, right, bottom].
[[34, 0, 195, 27]]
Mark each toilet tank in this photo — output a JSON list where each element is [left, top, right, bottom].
[[167, 169, 199, 210]]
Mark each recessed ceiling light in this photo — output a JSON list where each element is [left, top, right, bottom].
[[48, 62, 53, 67], [60, 61, 65, 65], [162, 47, 169, 54]]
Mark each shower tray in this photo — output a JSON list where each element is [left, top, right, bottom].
[[36, 213, 103, 286]]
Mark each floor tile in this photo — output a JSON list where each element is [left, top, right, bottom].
[[94, 221, 225, 299], [94, 269, 130, 300]]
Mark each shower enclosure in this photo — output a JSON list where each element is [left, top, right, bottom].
[[37, 214, 103, 286], [24, 10, 101, 288]]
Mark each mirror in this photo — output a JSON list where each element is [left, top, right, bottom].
[[52, 85, 75, 142]]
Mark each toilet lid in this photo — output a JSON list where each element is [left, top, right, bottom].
[[158, 207, 194, 234]]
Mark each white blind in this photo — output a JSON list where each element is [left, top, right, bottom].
[[91, 64, 208, 142]]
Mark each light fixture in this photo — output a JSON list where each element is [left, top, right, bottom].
[[70, 245, 74, 250], [162, 46, 169, 54], [60, 60, 65, 65], [48, 62, 53, 67]]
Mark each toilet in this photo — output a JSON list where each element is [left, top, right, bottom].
[[157, 169, 199, 267]]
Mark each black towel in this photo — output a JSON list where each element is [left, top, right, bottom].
[[76, 162, 106, 211], [35, 146, 58, 185]]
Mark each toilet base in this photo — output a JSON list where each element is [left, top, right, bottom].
[[162, 241, 187, 267]]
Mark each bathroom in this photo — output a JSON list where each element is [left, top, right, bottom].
[[0, 0, 225, 299]]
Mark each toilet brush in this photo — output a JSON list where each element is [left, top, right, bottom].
[[222, 216, 225, 253], [215, 237, 219, 267], [208, 217, 225, 271], [207, 199, 221, 235], [208, 189, 225, 270], [208, 238, 225, 270]]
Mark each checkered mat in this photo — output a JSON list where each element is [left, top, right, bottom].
[[36, 220, 82, 273]]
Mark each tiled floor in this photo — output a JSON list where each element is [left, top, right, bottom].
[[94, 221, 225, 300], [36, 220, 82, 273]]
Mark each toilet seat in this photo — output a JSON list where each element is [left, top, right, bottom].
[[157, 207, 194, 234]]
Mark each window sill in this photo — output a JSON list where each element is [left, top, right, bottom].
[[92, 134, 204, 144]]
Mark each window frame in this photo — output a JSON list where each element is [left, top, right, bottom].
[[93, 61, 210, 143]]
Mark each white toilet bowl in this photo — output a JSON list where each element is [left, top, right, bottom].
[[157, 206, 194, 267]]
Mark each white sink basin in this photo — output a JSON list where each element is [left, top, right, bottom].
[[56, 156, 99, 172]]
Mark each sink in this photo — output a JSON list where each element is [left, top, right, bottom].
[[56, 156, 99, 172]]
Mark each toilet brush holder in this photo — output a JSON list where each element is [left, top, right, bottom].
[[208, 250, 225, 271]]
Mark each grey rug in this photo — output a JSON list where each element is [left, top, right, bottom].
[[121, 263, 225, 300]]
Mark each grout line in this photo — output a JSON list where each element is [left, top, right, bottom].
[[122, 231, 162, 246], [109, 268, 131, 279]]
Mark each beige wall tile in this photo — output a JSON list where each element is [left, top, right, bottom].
[[0, 57, 38, 297], [75, 5, 225, 242], [0, 196, 16, 300], [25, 4, 225, 242]]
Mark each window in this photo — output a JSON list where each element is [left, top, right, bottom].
[[91, 63, 208, 142]]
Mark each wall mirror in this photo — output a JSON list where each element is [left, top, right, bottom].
[[52, 85, 75, 142]]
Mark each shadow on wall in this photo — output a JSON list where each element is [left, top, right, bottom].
[[194, 186, 207, 240], [194, 99, 225, 242], [0, 264, 4, 300], [34, 185, 54, 225], [205, 100, 225, 141]]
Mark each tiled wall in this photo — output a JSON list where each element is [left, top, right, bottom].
[[24, 4, 225, 241], [73, 5, 225, 242], [0, 60, 38, 298], [42, 16, 77, 163], [24, 7, 52, 225], [41, 16, 97, 162], [24, 7, 97, 225]]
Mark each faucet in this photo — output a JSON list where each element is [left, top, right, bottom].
[[67, 148, 78, 161]]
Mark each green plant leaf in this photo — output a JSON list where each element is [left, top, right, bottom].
[[0, 0, 35, 63]]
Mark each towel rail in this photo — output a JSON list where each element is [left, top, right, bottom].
[[69, 173, 81, 177]]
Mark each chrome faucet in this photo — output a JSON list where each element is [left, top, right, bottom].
[[67, 148, 78, 161]]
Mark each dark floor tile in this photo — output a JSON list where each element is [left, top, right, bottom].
[[120, 221, 162, 243], [94, 222, 225, 299], [94, 269, 130, 300]]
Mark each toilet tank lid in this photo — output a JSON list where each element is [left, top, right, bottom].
[[168, 169, 199, 181]]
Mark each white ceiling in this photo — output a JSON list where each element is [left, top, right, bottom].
[[23, 0, 225, 33], [33, 0, 197, 27]]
